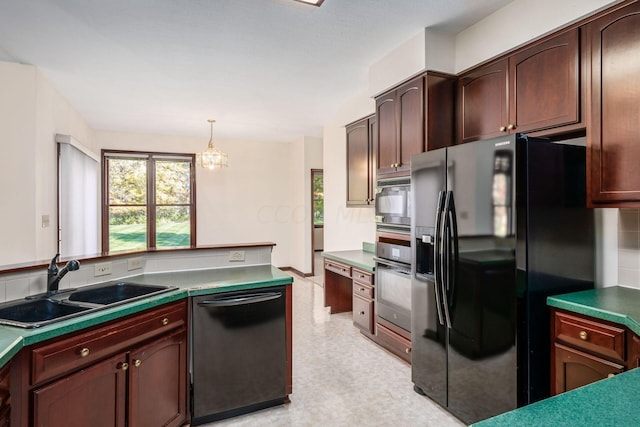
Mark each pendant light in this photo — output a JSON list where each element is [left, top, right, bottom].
[[196, 119, 228, 170]]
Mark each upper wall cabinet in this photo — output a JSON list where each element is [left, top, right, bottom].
[[376, 76, 424, 177], [458, 29, 582, 144], [376, 72, 456, 177], [586, 1, 640, 206], [346, 115, 376, 206]]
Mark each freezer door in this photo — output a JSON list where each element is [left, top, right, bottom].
[[444, 138, 518, 424]]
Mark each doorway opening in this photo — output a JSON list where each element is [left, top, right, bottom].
[[311, 169, 323, 276]]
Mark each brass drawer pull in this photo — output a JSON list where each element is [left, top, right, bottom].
[[405, 348, 411, 354], [134, 359, 142, 367], [118, 362, 129, 371], [79, 347, 90, 358], [162, 318, 169, 326], [360, 287, 365, 292], [360, 311, 365, 316], [579, 331, 588, 340], [607, 373, 615, 379]]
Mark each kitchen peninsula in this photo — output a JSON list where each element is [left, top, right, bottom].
[[473, 286, 640, 426], [0, 243, 293, 426]]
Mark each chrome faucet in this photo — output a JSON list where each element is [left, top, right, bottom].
[[47, 253, 80, 294]]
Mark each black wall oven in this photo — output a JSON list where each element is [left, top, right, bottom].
[[374, 237, 412, 332]]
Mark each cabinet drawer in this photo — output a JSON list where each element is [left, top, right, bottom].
[[353, 295, 373, 333], [554, 311, 625, 362], [32, 300, 187, 385], [353, 281, 374, 300], [324, 260, 351, 278], [376, 322, 411, 363], [352, 268, 373, 286]]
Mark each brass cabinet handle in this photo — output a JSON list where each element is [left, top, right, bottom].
[[360, 311, 365, 315], [118, 362, 129, 371], [360, 287, 365, 292], [507, 123, 516, 130], [607, 373, 615, 379], [499, 126, 506, 132], [134, 359, 142, 367], [405, 348, 411, 354], [162, 318, 169, 326], [579, 331, 588, 340], [79, 347, 90, 358]]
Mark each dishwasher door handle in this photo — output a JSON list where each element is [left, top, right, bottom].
[[197, 292, 282, 307]]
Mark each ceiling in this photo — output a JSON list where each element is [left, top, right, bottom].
[[0, 0, 513, 143]]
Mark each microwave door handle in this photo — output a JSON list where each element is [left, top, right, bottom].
[[433, 190, 446, 326], [441, 191, 453, 329]]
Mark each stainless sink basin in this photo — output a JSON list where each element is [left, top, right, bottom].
[[69, 282, 173, 305], [0, 298, 93, 328], [0, 282, 175, 329]]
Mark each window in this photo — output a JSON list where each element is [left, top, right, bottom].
[[313, 170, 323, 226], [102, 151, 196, 252]]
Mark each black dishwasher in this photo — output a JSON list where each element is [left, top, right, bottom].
[[191, 286, 287, 425]]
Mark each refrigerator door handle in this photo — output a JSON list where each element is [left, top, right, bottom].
[[433, 190, 446, 326], [441, 191, 453, 329], [445, 191, 459, 323]]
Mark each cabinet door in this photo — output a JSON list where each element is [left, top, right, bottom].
[[346, 118, 372, 206], [128, 329, 187, 427], [587, 1, 640, 205], [553, 343, 624, 395], [33, 353, 127, 427], [396, 77, 424, 173], [376, 93, 397, 176], [509, 29, 580, 133], [458, 58, 508, 144]]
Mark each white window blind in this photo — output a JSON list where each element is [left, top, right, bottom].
[[57, 135, 99, 257]]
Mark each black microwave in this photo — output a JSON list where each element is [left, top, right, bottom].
[[375, 177, 411, 227]]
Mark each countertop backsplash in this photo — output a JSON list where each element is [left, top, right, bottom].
[[619, 208, 640, 288]]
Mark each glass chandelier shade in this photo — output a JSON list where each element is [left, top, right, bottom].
[[197, 119, 228, 170]]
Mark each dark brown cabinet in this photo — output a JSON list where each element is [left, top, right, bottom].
[[33, 353, 127, 427], [551, 308, 639, 396], [346, 115, 376, 206], [376, 77, 423, 176], [16, 300, 188, 427], [458, 58, 508, 144], [376, 72, 455, 176], [586, 1, 640, 206], [458, 29, 582, 144], [324, 259, 353, 314]]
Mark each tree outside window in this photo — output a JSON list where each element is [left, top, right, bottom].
[[102, 151, 195, 252], [313, 172, 323, 226]]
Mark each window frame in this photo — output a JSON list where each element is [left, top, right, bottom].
[[101, 149, 197, 253]]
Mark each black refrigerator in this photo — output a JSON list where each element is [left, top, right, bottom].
[[410, 134, 594, 424]]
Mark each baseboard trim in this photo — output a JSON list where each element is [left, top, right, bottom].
[[279, 266, 312, 277]]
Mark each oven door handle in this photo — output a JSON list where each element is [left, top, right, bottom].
[[373, 257, 410, 270]]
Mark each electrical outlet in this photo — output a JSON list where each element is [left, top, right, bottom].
[[229, 250, 245, 262], [127, 257, 143, 271], [94, 262, 112, 277]]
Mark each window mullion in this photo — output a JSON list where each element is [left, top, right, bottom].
[[148, 156, 156, 249]]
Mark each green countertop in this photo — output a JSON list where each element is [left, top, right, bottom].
[[547, 286, 640, 336], [474, 285, 640, 426], [322, 250, 376, 272], [472, 367, 640, 427], [0, 265, 293, 368]]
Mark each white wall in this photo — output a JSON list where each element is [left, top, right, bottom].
[[290, 136, 323, 274], [323, 90, 376, 252], [93, 130, 296, 268], [455, 0, 619, 72], [0, 62, 95, 265]]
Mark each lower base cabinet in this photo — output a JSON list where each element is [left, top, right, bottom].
[[375, 318, 411, 363], [554, 343, 624, 394], [551, 308, 639, 396], [12, 300, 188, 426]]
